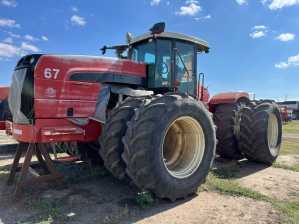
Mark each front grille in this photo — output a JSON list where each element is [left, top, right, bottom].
[[20, 69, 35, 121]]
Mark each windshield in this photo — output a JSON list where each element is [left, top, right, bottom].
[[131, 39, 172, 88], [131, 38, 196, 94]]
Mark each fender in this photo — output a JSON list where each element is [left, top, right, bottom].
[[209, 92, 251, 104], [208, 92, 251, 113]]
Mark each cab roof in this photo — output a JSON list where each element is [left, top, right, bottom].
[[129, 31, 210, 52]]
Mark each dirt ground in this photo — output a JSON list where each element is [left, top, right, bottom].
[[0, 130, 298, 224]]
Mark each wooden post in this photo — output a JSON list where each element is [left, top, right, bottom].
[[7, 142, 66, 200], [14, 143, 35, 199], [7, 142, 25, 185]]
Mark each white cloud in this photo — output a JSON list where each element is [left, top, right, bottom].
[[269, 0, 299, 10], [275, 54, 299, 68], [0, 43, 19, 57], [288, 54, 299, 66], [203, 14, 211, 19], [252, 25, 266, 30], [236, 0, 248, 5], [0, 18, 20, 28], [1, 0, 17, 7], [150, 0, 161, 5], [275, 33, 295, 41], [71, 15, 86, 26], [71, 6, 78, 11], [167, 1, 170, 5], [20, 42, 40, 52], [194, 18, 199, 20], [175, 1, 202, 16], [25, 35, 39, 41], [261, 0, 268, 4], [42, 36, 48, 41], [4, 31, 20, 38], [275, 62, 290, 68], [3, 37, 13, 43], [250, 31, 265, 38]]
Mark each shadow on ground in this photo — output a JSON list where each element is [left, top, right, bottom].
[[0, 139, 288, 224]]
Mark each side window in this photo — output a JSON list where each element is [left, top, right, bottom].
[[131, 42, 155, 63], [174, 42, 195, 94]]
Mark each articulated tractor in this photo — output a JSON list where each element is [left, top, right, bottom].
[[9, 23, 282, 201]]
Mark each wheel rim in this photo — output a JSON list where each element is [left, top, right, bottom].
[[162, 116, 205, 179], [267, 114, 279, 150]]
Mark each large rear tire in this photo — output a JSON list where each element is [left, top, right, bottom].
[[98, 97, 151, 184], [240, 100, 282, 164], [122, 93, 216, 201], [213, 103, 244, 159]]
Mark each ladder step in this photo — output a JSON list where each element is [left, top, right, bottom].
[[57, 156, 78, 162]]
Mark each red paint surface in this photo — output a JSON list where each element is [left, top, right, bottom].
[[41, 126, 85, 143], [12, 119, 101, 143], [35, 99, 96, 118], [58, 156, 78, 162], [35, 55, 147, 81], [33, 55, 146, 119], [0, 86, 10, 100], [279, 106, 288, 120], [197, 82, 210, 103], [0, 121, 5, 130], [209, 92, 251, 104], [35, 79, 101, 100]]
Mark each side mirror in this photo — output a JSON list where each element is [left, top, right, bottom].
[[149, 22, 166, 34], [100, 45, 107, 55]]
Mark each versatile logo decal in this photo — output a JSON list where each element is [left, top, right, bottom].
[[45, 87, 56, 98]]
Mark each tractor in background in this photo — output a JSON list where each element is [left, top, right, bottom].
[[0, 86, 13, 135], [8, 22, 282, 201]]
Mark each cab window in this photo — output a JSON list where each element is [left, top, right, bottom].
[[174, 41, 195, 94]]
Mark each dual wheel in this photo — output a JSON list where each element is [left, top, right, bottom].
[[98, 94, 216, 201], [213, 100, 282, 163]]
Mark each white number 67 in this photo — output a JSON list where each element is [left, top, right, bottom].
[[44, 68, 60, 79]]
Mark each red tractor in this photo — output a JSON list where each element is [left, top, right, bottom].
[[0, 86, 13, 135], [9, 23, 282, 201]]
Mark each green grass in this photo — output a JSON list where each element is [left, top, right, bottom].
[[25, 198, 67, 223], [280, 138, 299, 154], [272, 162, 299, 172], [199, 173, 274, 203], [198, 166, 299, 223], [282, 120, 299, 134], [279, 200, 299, 224], [0, 169, 10, 182]]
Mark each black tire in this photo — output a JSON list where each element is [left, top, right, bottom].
[[122, 93, 216, 201], [239, 100, 282, 164], [293, 111, 299, 120], [98, 97, 151, 184], [213, 103, 244, 159]]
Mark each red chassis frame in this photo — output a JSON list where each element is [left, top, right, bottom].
[[13, 119, 101, 143]]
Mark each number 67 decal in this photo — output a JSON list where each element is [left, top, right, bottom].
[[44, 68, 60, 79]]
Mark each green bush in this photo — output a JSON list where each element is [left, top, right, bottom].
[[136, 190, 154, 209]]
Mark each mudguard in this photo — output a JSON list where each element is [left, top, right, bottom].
[[209, 92, 251, 104]]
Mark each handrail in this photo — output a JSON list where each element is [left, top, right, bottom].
[[198, 73, 204, 101]]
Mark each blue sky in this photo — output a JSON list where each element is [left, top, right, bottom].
[[0, 0, 298, 101]]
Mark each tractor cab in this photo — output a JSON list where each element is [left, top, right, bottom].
[[102, 22, 210, 96]]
